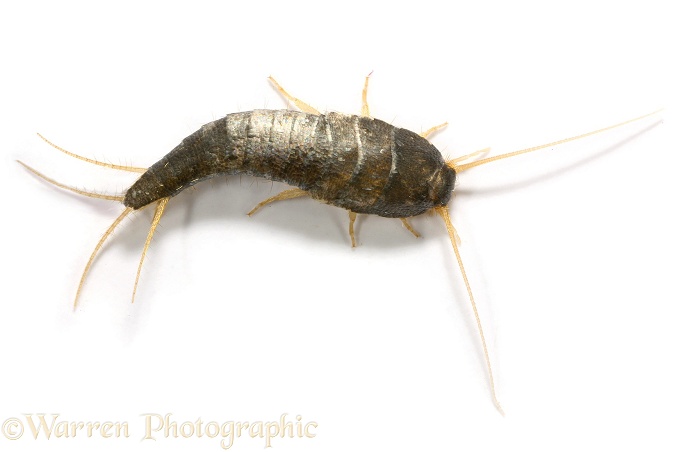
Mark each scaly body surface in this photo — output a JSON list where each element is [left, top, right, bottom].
[[125, 110, 455, 218]]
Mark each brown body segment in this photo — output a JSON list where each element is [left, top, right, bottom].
[[123, 110, 456, 218]]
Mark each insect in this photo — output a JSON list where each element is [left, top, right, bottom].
[[19, 75, 660, 414]]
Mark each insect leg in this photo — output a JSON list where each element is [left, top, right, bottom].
[[268, 76, 320, 115], [37, 133, 146, 173], [247, 188, 308, 216], [361, 74, 446, 141], [435, 206, 504, 415], [420, 122, 448, 140], [132, 197, 169, 303], [74, 207, 134, 309], [361, 72, 373, 117], [400, 218, 421, 238], [18, 161, 125, 202], [348, 211, 358, 247]]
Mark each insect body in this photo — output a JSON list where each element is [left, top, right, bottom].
[[20, 75, 660, 415], [126, 110, 455, 217]]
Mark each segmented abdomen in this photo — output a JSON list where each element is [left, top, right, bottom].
[[124, 110, 454, 217]]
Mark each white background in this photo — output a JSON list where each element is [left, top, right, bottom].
[[1, 1, 677, 451]]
